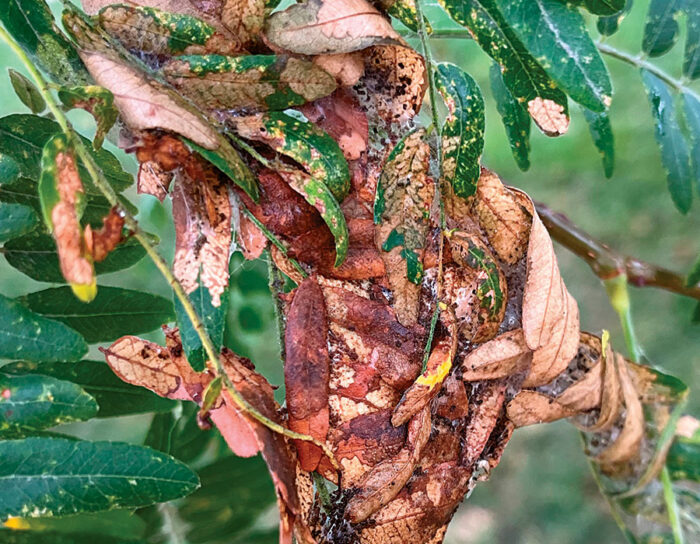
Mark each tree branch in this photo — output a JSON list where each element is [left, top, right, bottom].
[[535, 201, 700, 301]]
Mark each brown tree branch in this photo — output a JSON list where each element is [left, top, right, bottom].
[[534, 201, 700, 301]]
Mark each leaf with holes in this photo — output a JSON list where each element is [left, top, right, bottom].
[[642, 70, 693, 214], [435, 62, 484, 198], [19, 286, 174, 344], [489, 63, 530, 171], [439, 0, 570, 136], [0, 437, 199, 518], [163, 54, 337, 112], [58, 86, 119, 150], [0, 373, 97, 434]]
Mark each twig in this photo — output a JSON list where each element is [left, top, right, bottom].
[[534, 201, 700, 301], [0, 24, 337, 469]]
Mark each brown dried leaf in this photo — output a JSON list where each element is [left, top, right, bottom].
[[236, 207, 267, 260], [264, 0, 402, 55], [189, 0, 265, 48], [172, 156, 232, 306], [313, 53, 366, 87], [460, 329, 531, 382], [84, 207, 125, 262], [578, 334, 622, 433], [527, 97, 570, 137], [285, 276, 331, 472], [506, 390, 577, 428], [461, 380, 506, 467], [137, 161, 173, 201]]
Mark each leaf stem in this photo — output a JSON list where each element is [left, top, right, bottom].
[[0, 23, 335, 467], [661, 465, 685, 544]]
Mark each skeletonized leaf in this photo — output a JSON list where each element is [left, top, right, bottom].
[[3, 232, 147, 284], [284, 276, 330, 472], [38, 133, 96, 302], [497, 0, 612, 112], [2, 360, 175, 418], [172, 158, 232, 308], [642, 70, 693, 213], [163, 54, 337, 112], [435, 62, 484, 198], [0, 437, 199, 518], [0, 0, 90, 86], [489, 63, 530, 171], [231, 111, 350, 202], [19, 286, 174, 344], [439, 0, 570, 136], [582, 107, 615, 178], [0, 202, 38, 242], [0, 114, 132, 195], [642, 0, 700, 80], [597, 0, 632, 36], [8, 69, 46, 114], [97, 4, 239, 56], [0, 293, 87, 363], [0, 373, 97, 433], [264, 0, 402, 55], [374, 129, 433, 326], [58, 86, 119, 150]]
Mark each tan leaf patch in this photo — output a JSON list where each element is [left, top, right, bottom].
[[527, 97, 570, 136]]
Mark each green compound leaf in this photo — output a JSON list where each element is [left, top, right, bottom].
[[0, 202, 38, 243], [0, 373, 97, 434], [97, 4, 235, 56], [682, 92, 700, 194], [8, 69, 46, 114], [58, 86, 119, 150], [0, 0, 89, 86], [497, 0, 612, 112], [163, 54, 337, 112], [597, 0, 632, 36], [489, 63, 531, 171], [279, 168, 349, 266], [18, 286, 175, 344], [3, 232, 147, 284], [0, 114, 132, 195], [0, 437, 199, 518], [175, 284, 229, 372], [183, 138, 259, 202], [582, 107, 615, 178], [439, 0, 570, 136], [2, 360, 175, 419], [642, 70, 693, 214], [643, 0, 700, 80], [232, 111, 350, 202], [0, 293, 87, 363], [435, 62, 485, 198]]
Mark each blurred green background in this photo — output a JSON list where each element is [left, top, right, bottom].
[[0, 1, 698, 543]]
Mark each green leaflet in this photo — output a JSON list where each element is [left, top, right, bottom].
[[667, 435, 700, 482], [0, 0, 89, 86], [98, 4, 223, 56], [19, 286, 175, 344], [58, 86, 119, 150], [145, 403, 213, 462], [642, 70, 693, 213], [597, 0, 633, 36], [0, 202, 38, 242], [2, 361, 175, 419], [568, 0, 625, 16], [183, 138, 259, 202], [162, 54, 337, 112], [0, 531, 141, 544], [0, 114, 132, 195], [439, 0, 570, 136], [497, 0, 612, 112], [643, 0, 699, 80], [0, 293, 87, 363], [374, 129, 432, 285], [682, 92, 700, 193], [489, 63, 531, 171], [0, 437, 199, 518], [435, 62, 484, 198], [232, 111, 350, 202], [582, 107, 615, 178], [0, 373, 97, 434], [374, 0, 429, 32], [3, 232, 147, 284], [175, 284, 229, 372], [8, 69, 46, 114], [280, 168, 349, 266]]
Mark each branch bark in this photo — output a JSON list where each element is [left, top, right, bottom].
[[535, 201, 700, 301]]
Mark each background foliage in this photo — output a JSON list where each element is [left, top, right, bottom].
[[0, 0, 698, 543]]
